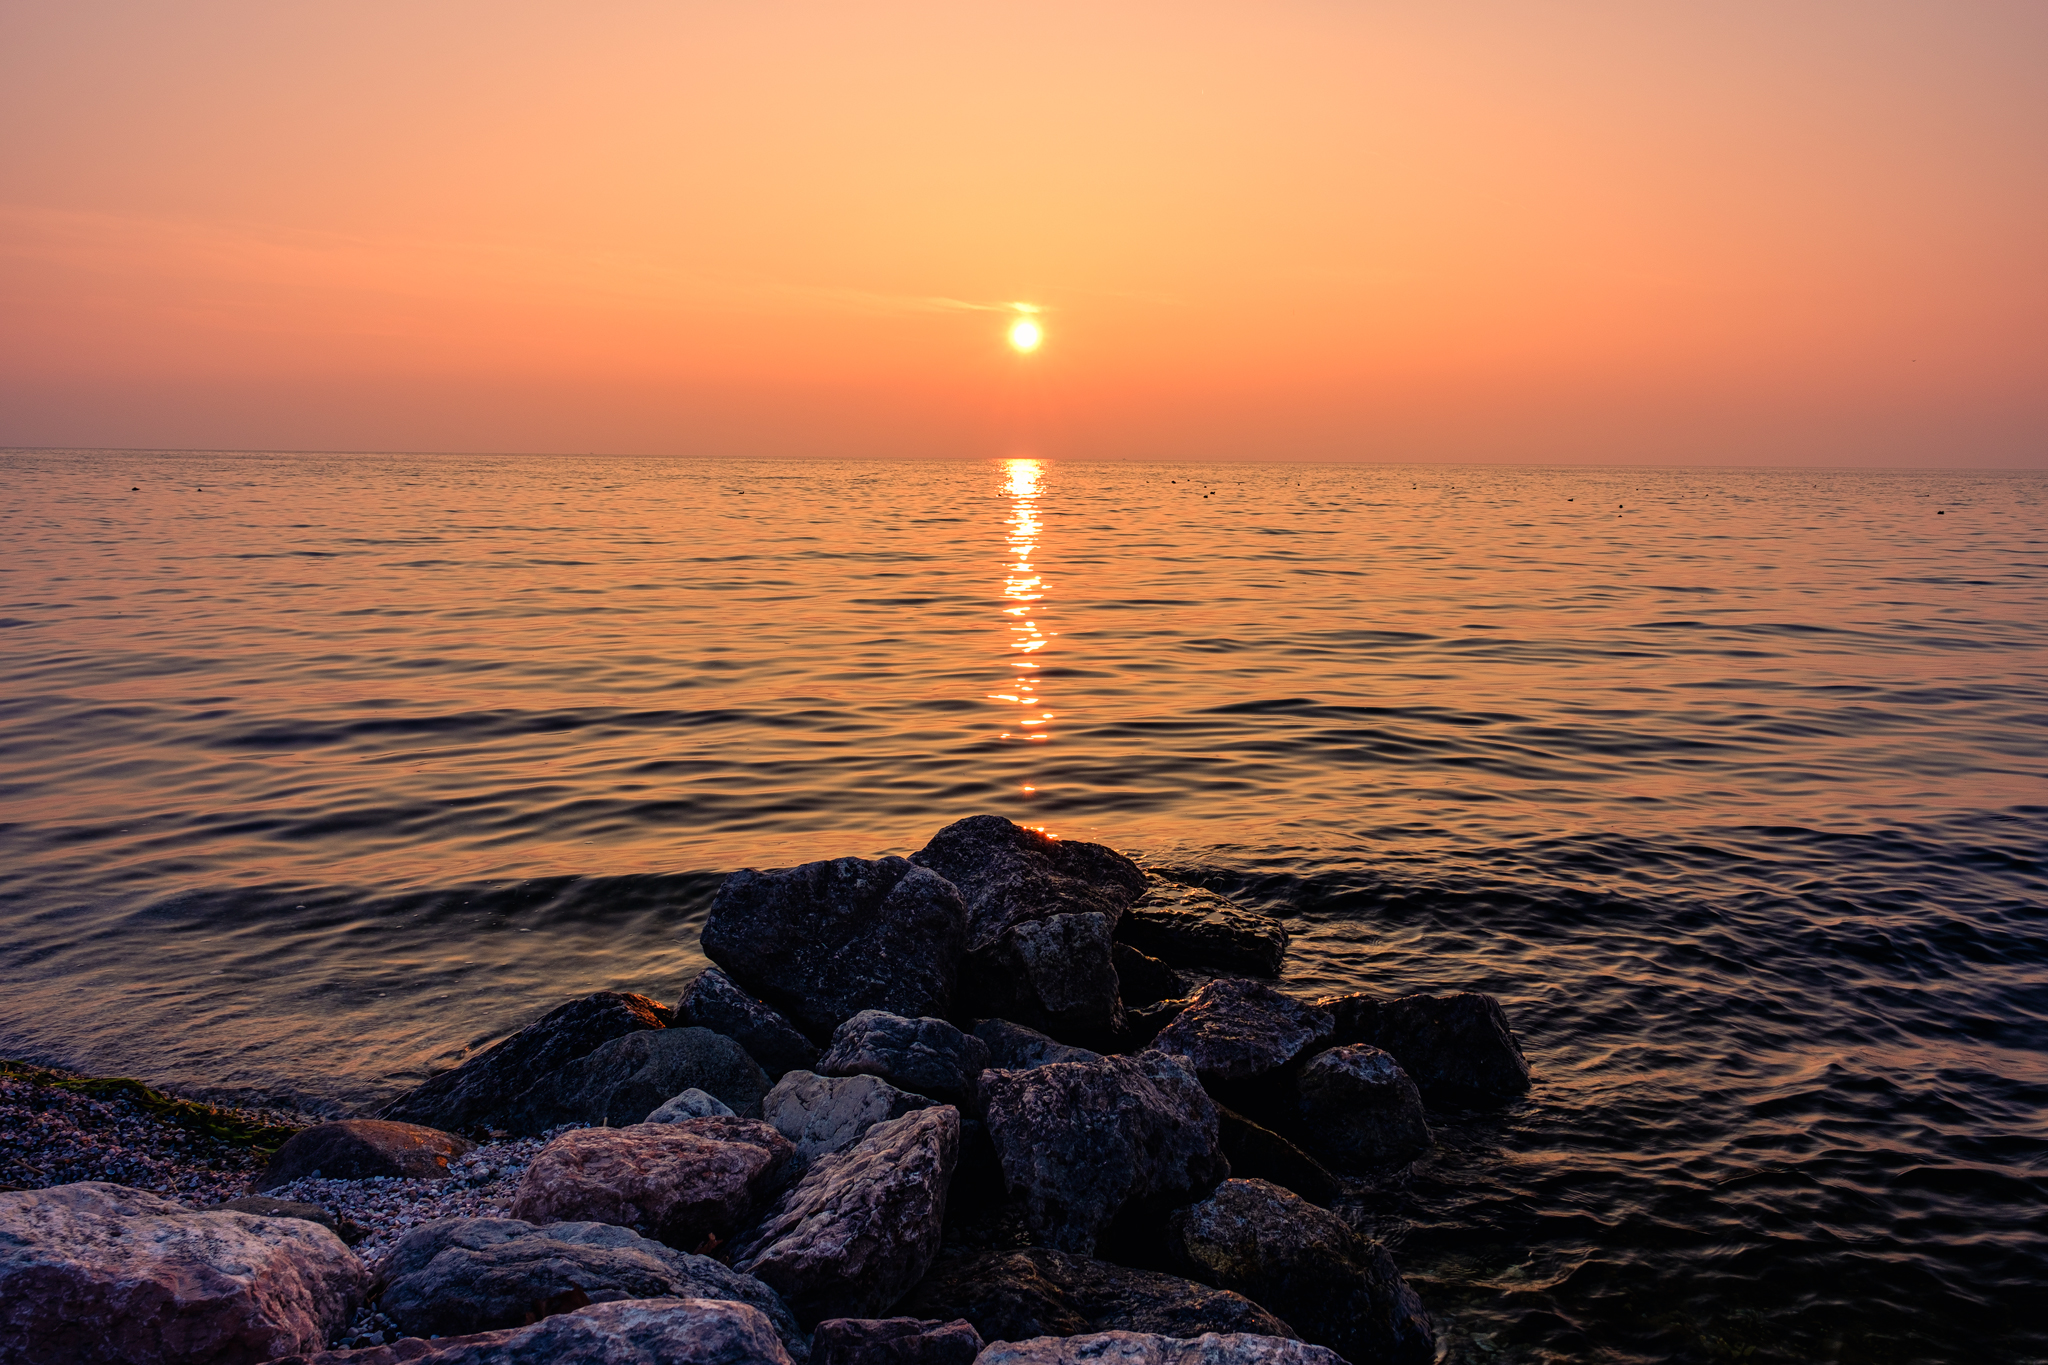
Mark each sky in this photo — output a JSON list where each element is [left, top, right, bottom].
[[2, 2, 2044, 466]]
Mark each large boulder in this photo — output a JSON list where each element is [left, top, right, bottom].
[[372, 1216, 806, 1359], [979, 1052, 1227, 1255], [732, 1106, 960, 1327], [1373, 992, 1532, 1100], [764, 1070, 939, 1176], [255, 1120, 475, 1191], [1295, 1046, 1430, 1165], [0, 1181, 369, 1365], [1164, 1179, 1434, 1365], [379, 991, 669, 1134], [509, 1118, 793, 1250], [811, 1316, 982, 1365], [263, 1297, 794, 1365], [973, 1019, 1102, 1072], [895, 1247, 1295, 1344], [1146, 979, 1333, 1092], [677, 967, 821, 1079], [977, 1332, 1344, 1365], [1117, 876, 1288, 978], [498, 1026, 771, 1133], [703, 857, 968, 1040], [818, 1011, 991, 1104]]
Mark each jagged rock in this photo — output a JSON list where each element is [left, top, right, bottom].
[[967, 911, 1128, 1047], [255, 1120, 475, 1191], [911, 815, 1147, 949], [1146, 979, 1333, 1090], [509, 1118, 793, 1249], [1310, 993, 1383, 1047], [1296, 1046, 1430, 1165], [372, 1216, 806, 1359], [818, 1011, 991, 1104], [896, 1247, 1295, 1344], [703, 857, 968, 1040], [1373, 992, 1531, 1100], [812, 1316, 982, 1365], [1118, 877, 1288, 978], [379, 991, 669, 1134], [677, 967, 821, 1079], [1212, 1107, 1340, 1206], [1164, 1178, 1434, 1365], [1113, 943, 1185, 1008], [977, 1332, 1345, 1365], [732, 1106, 960, 1327], [973, 1019, 1102, 1072], [0, 1181, 369, 1365], [762, 1070, 938, 1176], [498, 1026, 770, 1132], [979, 1052, 1227, 1255], [263, 1297, 794, 1365], [648, 1088, 738, 1122]]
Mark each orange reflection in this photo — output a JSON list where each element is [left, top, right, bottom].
[[990, 458, 1054, 749]]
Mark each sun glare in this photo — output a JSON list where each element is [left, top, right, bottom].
[[1008, 318, 1043, 353]]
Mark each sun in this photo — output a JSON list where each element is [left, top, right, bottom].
[[1008, 317, 1043, 353]]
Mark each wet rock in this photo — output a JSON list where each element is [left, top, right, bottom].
[[978, 1332, 1344, 1365], [1373, 992, 1532, 1101], [372, 1216, 806, 1359], [509, 1118, 793, 1249], [379, 990, 669, 1134], [0, 1181, 368, 1365], [979, 1051, 1227, 1255], [818, 1011, 991, 1104], [1212, 1107, 1340, 1206], [812, 1316, 982, 1365], [1114, 942, 1186, 1008], [703, 857, 968, 1040], [1146, 979, 1333, 1089], [648, 1088, 738, 1122], [1310, 993, 1383, 1047], [911, 815, 1147, 949], [896, 1247, 1295, 1344], [763, 1070, 939, 1176], [967, 911, 1128, 1047], [499, 1026, 771, 1132], [1164, 1178, 1435, 1365], [256, 1120, 476, 1191], [1295, 1045, 1430, 1165], [732, 1105, 960, 1326], [263, 1297, 795, 1365], [973, 1019, 1102, 1072], [677, 967, 821, 1079], [1117, 876, 1288, 978]]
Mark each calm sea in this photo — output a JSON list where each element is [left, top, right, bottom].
[[2, 450, 2043, 1361]]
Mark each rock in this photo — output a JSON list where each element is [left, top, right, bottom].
[[1146, 979, 1333, 1090], [1118, 876, 1288, 978], [1212, 1107, 1340, 1206], [895, 1247, 1295, 1344], [818, 1011, 991, 1104], [973, 1019, 1102, 1072], [1113, 943, 1185, 1008], [648, 1088, 739, 1122], [966, 911, 1128, 1047], [202, 1195, 341, 1233], [677, 967, 821, 1078], [977, 1332, 1345, 1365], [1164, 1178, 1434, 1365], [372, 1216, 806, 1359], [379, 991, 669, 1133], [1373, 992, 1532, 1100], [1120, 999, 1190, 1048], [262, 1297, 794, 1365], [509, 1118, 793, 1249], [1309, 993, 1382, 1048], [703, 857, 968, 1040], [764, 1070, 941, 1176], [732, 1106, 960, 1327], [499, 1026, 771, 1133], [911, 815, 1147, 949], [255, 1120, 476, 1191], [1295, 1046, 1430, 1165], [0, 1181, 369, 1365], [979, 1052, 1227, 1255], [812, 1316, 982, 1365]]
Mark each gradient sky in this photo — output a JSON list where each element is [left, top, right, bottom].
[[3, 2, 2044, 465]]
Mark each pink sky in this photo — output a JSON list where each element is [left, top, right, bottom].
[[3, 2, 2044, 465]]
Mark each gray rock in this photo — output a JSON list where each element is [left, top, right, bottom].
[[965, 911, 1127, 1046], [677, 967, 821, 1079], [1113, 942, 1185, 1007], [372, 1216, 807, 1360], [1118, 876, 1288, 979], [979, 1051, 1227, 1255], [255, 1119, 476, 1191], [1164, 1178, 1435, 1365], [764, 1070, 940, 1175], [499, 1026, 771, 1133], [1374, 991, 1532, 1100], [1296, 1045, 1430, 1165], [647, 1088, 738, 1122], [263, 1297, 795, 1365], [509, 1118, 794, 1249], [977, 1332, 1345, 1365], [703, 857, 968, 1040], [0, 1181, 369, 1365], [818, 1011, 991, 1104], [733, 1105, 960, 1327], [910, 815, 1147, 951], [1146, 979, 1333, 1090], [812, 1316, 982, 1365], [379, 991, 669, 1134], [973, 1019, 1102, 1072]]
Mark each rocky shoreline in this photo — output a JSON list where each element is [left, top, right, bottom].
[[0, 814, 1532, 1365]]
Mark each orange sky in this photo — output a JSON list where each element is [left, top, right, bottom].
[[3, 2, 2044, 465]]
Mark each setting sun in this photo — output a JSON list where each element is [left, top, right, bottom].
[[1008, 318, 1043, 353]]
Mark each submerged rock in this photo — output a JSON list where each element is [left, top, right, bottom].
[[977, 1332, 1344, 1365], [811, 1316, 983, 1365], [1295, 1045, 1430, 1165], [1373, 991, 1532, 1101], [762, 1070, 938, 1176], [1146, 979, 1333, 1090], [508, 1118, 793, 1249], [676, 966, 821, 1079], [818, 1011, 991, 1104], [264, 1297, 795, 1365], [1118, 875, 1288, 978], [973, 1019, 1102, 1072], [647, 1087, 739, 1122], [255, 1119, 475, 1191], [498, 1026, 771, 1132]]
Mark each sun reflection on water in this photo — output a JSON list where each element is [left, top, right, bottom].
[[992, 459, 1053, 759]]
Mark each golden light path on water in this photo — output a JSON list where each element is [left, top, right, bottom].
[[993, 458, 1052, 789]]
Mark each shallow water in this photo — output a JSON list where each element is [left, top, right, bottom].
[[2, 451, 2044, 1361]]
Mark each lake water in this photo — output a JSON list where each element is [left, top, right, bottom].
[[2, 450, 2043, 1362]]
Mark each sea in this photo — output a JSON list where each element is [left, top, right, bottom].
[[2, 450, 2043, 1363]]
